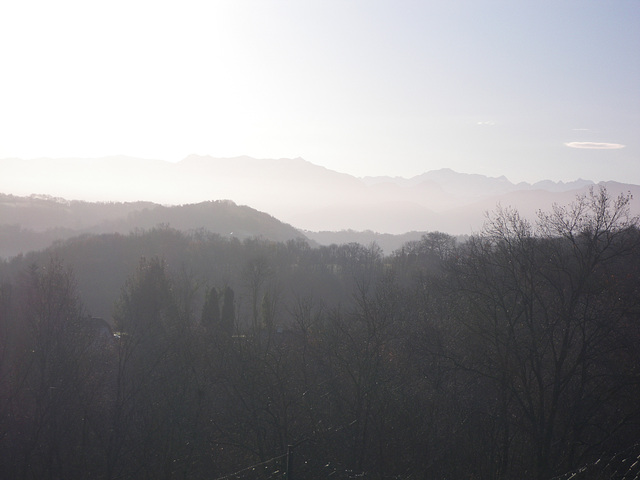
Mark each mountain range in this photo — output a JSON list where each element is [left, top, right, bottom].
[[1, 155, 638, 247]]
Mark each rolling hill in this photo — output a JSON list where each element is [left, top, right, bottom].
[[1, 155, 638, 249]]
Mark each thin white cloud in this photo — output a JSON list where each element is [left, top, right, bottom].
[[477, 121, 496, 126], [565, 142, 625, 150]]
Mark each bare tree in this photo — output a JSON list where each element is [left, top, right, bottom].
[[450, 187, 640, 479]]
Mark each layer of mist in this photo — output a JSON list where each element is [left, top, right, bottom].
[[1, 155, 638, 236]]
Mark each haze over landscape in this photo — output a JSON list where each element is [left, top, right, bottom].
[[2, 3, 640, 480], [2, 155, 639, 238], [1, 0, 638, 190]]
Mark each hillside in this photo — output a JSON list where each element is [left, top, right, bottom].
[[0, 194, 306, 258]]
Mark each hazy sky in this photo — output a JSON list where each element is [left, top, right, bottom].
[[1, 1, 638, 184]]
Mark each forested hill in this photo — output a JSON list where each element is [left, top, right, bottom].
[[0, 226, 355, 323], [1, 188, 639, 479], [0, 194, 306, 258]]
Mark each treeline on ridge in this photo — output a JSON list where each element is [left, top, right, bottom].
[[0, 187, 639, 480], [0, 195, 305, 259]]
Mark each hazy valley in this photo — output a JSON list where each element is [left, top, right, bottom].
[[1, 157, 639, 480], [3, 155, 638, 237]]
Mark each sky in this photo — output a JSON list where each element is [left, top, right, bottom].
[[1, 0, 638, 184]]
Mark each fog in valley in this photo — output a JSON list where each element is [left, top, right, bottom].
[[2, 155, 639, 236]]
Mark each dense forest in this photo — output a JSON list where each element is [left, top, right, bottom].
[[1, 188, 639, 480]]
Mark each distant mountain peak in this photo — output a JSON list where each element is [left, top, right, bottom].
[[0, 155, 636, 235]]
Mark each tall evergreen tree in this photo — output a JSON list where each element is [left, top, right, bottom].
[[201, 286, 220, 330], [220, 286, 235, 337]]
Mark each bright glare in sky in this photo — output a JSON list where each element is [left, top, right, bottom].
[[0, 0, 638, 184]]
